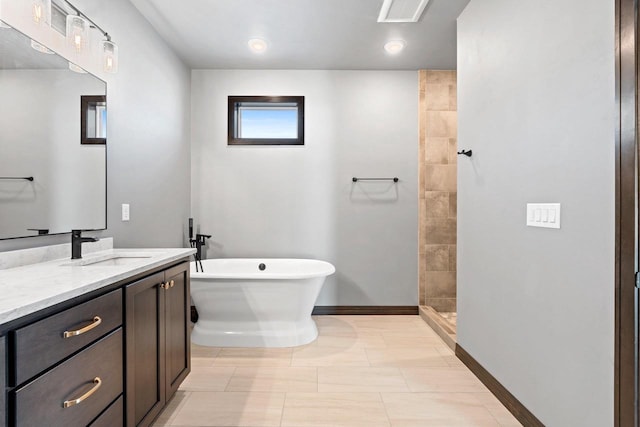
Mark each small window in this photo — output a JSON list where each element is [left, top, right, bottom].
[[228, 96, 304, 145]]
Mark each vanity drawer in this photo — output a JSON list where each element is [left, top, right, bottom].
[[89, 395, 124, 427], [14, 289, 122, 385], [14, 328, 123, 427]]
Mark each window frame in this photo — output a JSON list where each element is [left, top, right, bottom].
[[227, 96, 305, 145]]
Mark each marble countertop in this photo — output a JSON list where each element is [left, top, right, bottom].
[[0, 247, 195, 325]]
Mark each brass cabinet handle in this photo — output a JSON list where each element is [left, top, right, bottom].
[[170, 280, 175, 288], [63, 316, 102, 338], [63, 377, 102, 408], [160, 282, 168, 290]]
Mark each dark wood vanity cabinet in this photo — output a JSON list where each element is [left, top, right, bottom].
[[0, 257, 191, 427], [125, 262, 190, 427]]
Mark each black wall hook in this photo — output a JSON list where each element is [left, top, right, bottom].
[[457, 149, 473, 157]]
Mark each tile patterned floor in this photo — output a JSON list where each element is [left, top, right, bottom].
[[152, 315, 521, 427]]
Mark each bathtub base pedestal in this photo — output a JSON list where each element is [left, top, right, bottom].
[[191, 318, 319, 348]]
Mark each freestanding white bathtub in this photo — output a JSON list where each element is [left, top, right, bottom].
[[190, 258, 335, 347]]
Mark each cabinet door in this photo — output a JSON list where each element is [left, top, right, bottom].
[[164, 263, 191, 400], [125, 272, 165, 427]]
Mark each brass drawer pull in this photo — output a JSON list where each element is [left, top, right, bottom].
[[160, 282, 168, 290], [63, 377, 102, 408], [170, 280, 175, 288], [63, 316, 102, 338]]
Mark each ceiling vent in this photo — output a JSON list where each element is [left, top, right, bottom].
[[377, 0, 430, 23]]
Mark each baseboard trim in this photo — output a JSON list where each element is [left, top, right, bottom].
[[455, 345, 544, 427], [312, 306, 419, 315]]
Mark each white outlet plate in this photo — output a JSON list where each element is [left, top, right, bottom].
[[122, 204, 130, 221], [527, 203, 560, 229]]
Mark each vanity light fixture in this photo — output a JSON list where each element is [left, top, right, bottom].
[[248, 38, 267, 53], [32, 0, 51, 26], [384, 40, 406, 54], [68, 61, 87, 73], [66, 14, 89, 53], [102, 39, 118, 73], [30, 39, 54, 54]]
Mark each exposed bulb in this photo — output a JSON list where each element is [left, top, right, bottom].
[[102, 40, 118, 73], [32, 0, 51, 26], [66, 15, 90, 54]]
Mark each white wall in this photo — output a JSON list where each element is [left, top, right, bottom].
[[457, 1, 615, 425], [0, 0, 191, 251], [0, 70, 105, 237], [191, 70, 418, 306]]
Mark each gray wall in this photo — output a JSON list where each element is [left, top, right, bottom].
[[457, 1, 615, 425], [0, 0, 191, 251], [191, 70, 418, 306]]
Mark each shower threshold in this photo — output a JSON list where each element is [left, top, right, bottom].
[[419, 306, 457, 350]]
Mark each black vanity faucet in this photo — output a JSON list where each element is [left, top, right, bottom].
[[71, 229, 99, 259]]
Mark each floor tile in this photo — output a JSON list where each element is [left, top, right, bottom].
[[318, 367, 409, 392], [314, 333, 387, 349], [366, 347, 450, 367], [226, 367, 318, 392], [292, 344, 370, 367], [179, 367, 235, 391], [169, 391, 285, 426], [382, 392, 501, 426], [212, 348, 293, 367], [401, 367, 487, 392], [281, 392, 390, 427], [152, 391, 190, 426]]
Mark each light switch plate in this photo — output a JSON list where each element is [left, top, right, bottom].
[[122, 204, 130, 221], [527, 203, 560, 229]]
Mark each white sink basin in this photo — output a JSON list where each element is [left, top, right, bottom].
[[63, 253, 154, 267]]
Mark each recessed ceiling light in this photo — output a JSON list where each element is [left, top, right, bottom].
[[384, 40, 406, 54], [248, 38, 267, 53]]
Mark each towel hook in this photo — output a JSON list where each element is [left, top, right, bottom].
[[457, 150, 472, 157]]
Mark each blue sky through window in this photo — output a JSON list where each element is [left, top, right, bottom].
[[239, 108, 298, 139]]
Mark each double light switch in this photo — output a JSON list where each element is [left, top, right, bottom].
[[526, 203, 561, 229]]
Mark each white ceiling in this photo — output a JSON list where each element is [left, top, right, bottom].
[[129, 0, 470, 70]]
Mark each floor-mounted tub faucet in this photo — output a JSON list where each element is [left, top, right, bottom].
[[71, 229, 99, 259]]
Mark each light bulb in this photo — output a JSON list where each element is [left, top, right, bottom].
[[32, 0, 51, 26], [66, 15, 90, 54], [102, 40, 118, 73]]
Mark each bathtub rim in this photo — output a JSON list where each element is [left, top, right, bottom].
[[190, 258, 336, 280]]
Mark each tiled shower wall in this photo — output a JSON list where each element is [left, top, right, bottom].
[[419, 70, 457, 312]]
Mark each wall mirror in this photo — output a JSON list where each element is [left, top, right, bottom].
[[0, 25, 107, 240]]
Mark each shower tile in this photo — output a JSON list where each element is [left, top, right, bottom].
[[212, 348, 292, 367], [420, 138, 449, 165], [169, 391, 285, 426], [179, 366, 235, 391], [401, 367, 486, 393], [424, 218, 456, 244], [449, 84, 458, 110], [424, 164, 457, 192], [426, 298, 457, 313], [425, 70, 456, 84], [425, 271, 457, 298], [426, 84, 453, 111], [425, 245, 450, 271], [318, 367, 409, 392], [425, 192, 450, 218], [281, 392, 390, 427], [226, 367, 317, 392], [449, 192, 458, 217], [382, 392, 500, 427], [449, 246, 457, 271], [448, 138, 459, 164], [291, 344, 370, 367], [425, 111, 457, 138]]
